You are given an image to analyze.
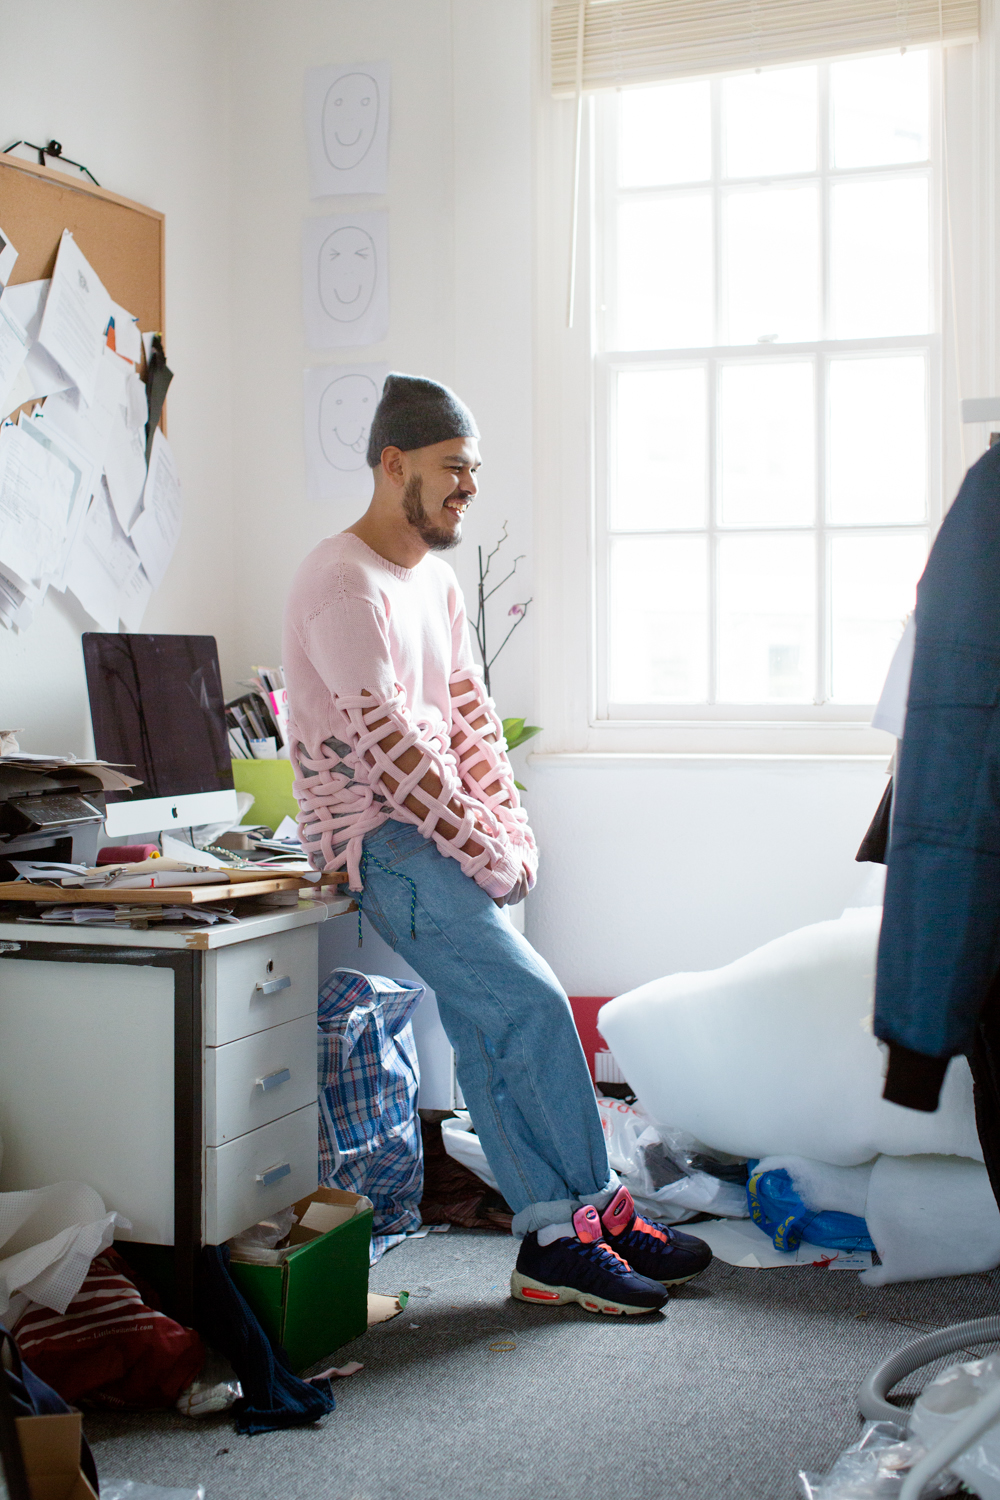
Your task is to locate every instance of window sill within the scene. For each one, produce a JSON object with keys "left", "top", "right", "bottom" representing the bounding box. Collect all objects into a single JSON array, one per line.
[{"left": 527, "top": 721, "right": 897, "bottom": 761}]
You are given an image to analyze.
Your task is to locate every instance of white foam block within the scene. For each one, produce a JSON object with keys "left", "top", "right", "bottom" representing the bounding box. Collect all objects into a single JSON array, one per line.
[{"left": 599, "top": 908, "right": 982, "bottom": 1167}]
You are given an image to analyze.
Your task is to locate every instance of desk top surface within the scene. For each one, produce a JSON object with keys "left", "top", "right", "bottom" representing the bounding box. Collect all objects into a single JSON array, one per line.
[{"left": 0, "top": 897, "right": 354, "bottom": 950}]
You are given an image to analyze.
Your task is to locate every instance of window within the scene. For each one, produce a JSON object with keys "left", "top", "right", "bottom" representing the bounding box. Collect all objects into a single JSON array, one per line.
[{"left": 596, "top": 51, "right": 936, "bottom": 721}]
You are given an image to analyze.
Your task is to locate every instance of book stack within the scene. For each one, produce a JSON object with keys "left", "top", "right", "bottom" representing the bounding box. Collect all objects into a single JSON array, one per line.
[{"left": 226, "top": 665, "right": 289, "bottom": 759}]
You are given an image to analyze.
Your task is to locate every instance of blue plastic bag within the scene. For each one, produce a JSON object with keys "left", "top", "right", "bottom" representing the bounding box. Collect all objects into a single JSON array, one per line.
[
  {"left": 747, "top": 1166, "right": 875, "bottom": 1253},
  {"left": 317, "top": 968, "right": 424, "bottom": 1262}
]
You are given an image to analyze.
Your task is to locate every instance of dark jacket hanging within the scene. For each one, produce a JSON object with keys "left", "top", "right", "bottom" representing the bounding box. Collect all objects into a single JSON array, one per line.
[{"left": 874, "top": 442, "right": 1000, "bottom": 1112}]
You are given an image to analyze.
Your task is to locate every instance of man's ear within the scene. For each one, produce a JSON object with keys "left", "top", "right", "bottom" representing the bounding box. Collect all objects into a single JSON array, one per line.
[{"left": 380, "top": 446, "right": 406, "bottom": 486}]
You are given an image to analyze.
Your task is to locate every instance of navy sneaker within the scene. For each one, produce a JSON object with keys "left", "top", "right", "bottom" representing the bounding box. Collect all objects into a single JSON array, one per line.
[
  {"left": 600, "top": 1185, "right": 712, "bottom": 1286},
  {"left": 511, "top": 1204, "right": 668, "bottom": 1316}
]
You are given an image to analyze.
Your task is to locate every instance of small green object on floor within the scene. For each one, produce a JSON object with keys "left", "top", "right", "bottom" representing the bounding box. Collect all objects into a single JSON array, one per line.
[{"left": 228, "top": 1189, "right": 373, "bottom": 1372}]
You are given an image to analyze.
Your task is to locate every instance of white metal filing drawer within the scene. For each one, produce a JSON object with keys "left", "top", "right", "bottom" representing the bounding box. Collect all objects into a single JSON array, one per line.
[
  {"left": 206, "top": 926, "right": 318, "bottom": 1045},
  {"left": 205, "top": 1013, "right": 318, "bottom": 1145},
  {"left": 205, "top": 1101, "right": 319, "bottom": 1244}
]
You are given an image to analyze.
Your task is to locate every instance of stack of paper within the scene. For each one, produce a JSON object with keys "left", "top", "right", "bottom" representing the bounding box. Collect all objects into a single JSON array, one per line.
[
  {"left": 0, "top": 751, "right": 141, "bottom": 792},
  {"left": 0, "top": 228, "right": 181, "bottom": 634}
]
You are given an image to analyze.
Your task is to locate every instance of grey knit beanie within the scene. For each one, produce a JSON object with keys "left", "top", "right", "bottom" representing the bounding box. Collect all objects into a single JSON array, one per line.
[{"left": 366, "top": 372, "right": 479, "bottom": 468}]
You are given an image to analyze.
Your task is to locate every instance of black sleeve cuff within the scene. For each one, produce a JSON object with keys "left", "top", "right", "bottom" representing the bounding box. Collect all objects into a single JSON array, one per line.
[{"left": 882, "top": 1041, "right": 950, "bottom": 1112}]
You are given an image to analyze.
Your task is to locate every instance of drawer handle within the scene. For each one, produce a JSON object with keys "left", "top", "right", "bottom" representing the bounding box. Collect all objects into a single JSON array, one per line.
[
  {"left": 257, "top": 1067, "right": 292, "bottom": 1093},
  {"left": 256, "top": 975, "right": 292, "bottom": 995},
  {"left": 256, "top": 1161, "right": 292, "bottom": 1187}
]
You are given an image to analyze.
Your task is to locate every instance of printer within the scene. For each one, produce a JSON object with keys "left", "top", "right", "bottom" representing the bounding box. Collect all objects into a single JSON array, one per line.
[{"left": 0, "top": 762, "right": 106, "bottom": 878}]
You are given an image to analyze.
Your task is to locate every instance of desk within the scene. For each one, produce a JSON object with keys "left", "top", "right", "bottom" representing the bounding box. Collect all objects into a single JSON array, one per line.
[{"left": 0, "top": 901, "right": 351, "bottom": 1320}]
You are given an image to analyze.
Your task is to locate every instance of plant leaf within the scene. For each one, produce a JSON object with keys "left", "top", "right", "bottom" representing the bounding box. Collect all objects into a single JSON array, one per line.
[
  {"left": 502, "top": 717, "right": 525, "bottom": 739},
  {"left": 516, "top": 724, "right": 543, "bottom": 743},
  {"left": 514, "top": 779, "right": 527, "bottom": 792}
]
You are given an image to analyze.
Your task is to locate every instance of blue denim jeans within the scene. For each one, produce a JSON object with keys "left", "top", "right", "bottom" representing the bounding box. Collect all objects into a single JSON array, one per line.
[{"left": 358, "top": 819, "right": 616, "bottom": 1236}]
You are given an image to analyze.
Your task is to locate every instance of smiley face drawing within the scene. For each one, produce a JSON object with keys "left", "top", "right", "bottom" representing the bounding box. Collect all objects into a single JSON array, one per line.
[
  {"left": 318, "top": 226, "right": 377, "bottom": 323},
  {"left": 318, "top": 373, "right": 379, "bottom": 471},
  {"left": 323, "top": 72, "right": 380, "bottom": 171}
]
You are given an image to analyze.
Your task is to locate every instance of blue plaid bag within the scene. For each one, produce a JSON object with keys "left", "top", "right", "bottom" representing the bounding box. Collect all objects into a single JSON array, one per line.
[{"left": 317, "top": 968, "right": 424, "bottom": 1263}]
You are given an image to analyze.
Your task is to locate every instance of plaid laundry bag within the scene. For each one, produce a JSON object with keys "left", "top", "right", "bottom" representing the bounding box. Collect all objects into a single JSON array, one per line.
[{"left": 318, "top": 968, "right": 425, "bottom": 1262}]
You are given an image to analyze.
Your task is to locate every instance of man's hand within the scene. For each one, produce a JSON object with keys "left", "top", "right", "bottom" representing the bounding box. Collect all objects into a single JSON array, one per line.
[{"left": 494, "top": 867, "right": 530, "bottom": 909}]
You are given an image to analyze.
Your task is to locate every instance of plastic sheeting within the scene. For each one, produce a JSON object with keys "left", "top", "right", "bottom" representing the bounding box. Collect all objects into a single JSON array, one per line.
[
  {"left": 599, "top": 907, "right": 982, "bottom": 1167},
  {"left": 0, "top": 1181, "right": 129, "bottom": 1319}
]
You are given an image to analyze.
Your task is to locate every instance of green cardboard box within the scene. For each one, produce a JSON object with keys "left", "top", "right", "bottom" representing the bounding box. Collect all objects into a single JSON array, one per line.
[{"left": 229, "top": 1188, "right": 373, "bottom": 1371}]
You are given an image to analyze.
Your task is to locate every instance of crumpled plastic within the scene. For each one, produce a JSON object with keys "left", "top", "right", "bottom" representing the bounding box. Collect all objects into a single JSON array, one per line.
[
  {"left": 0, "top": 1182, "right": 130, "bottom": 1318},
  {"left": 910, "top": 1352, "right": 1000, "bottom": 1500},
  {"left": 597, "top": 1097, "right": 749, "bottom": 1222},
  {"left": 798, "top": 1420, "right": 959, "bottom": 1498}
]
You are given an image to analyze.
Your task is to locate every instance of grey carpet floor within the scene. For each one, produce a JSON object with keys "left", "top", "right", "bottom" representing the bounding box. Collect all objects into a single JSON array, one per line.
[{"left": 85, "top": 1229, "right": 1000, "bottom": 1500}]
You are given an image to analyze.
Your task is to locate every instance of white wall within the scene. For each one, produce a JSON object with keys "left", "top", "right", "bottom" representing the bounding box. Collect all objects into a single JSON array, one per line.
[
  {"left": 0, "top": 0, "right": 236, "bottom": 753},
  {"left": 526, "top": 757, "right": 889, "bottom": 996}
]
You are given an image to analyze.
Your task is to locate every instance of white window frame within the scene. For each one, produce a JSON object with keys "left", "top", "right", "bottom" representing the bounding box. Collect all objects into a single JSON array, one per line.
[{"left": 533, "top": 34, "right": 994, "bottom": 759}]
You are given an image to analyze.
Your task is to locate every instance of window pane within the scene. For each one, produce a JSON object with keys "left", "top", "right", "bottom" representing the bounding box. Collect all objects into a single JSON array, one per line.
[
  {"left": 830, "top": 177, "right": 929, "bottom": 338},
  {"left": 831, "top": 51, "right": 929, "bottom": 169},
  {"left": 830, "top": 533, "right": 927, "bottom": 703},
  {"left": 723, "top": 65, "right": 817, "bottom": 178},
  {"left": 613, "top": 368, "right": 707, "bottom": 530},
  {"left": 620, "top": 80, "right": 711, "bottom": 186},
  {"left": 723, "top": 185, "right": 819, "bottom": 345},
  {"left": 828, "top": 356, "right": 927, "bottom": 524},
  {"left": 616, "top": 196, "right": 714, "bottom": 350},
  {"left": 719, "top": 362, "right": 815, "bottom": 526},
  {"left": 718, "top": 533, "right": 816, "bottom": 702},
  {"left": 609, "top": 536, "right": 708, "bottom": 702}
]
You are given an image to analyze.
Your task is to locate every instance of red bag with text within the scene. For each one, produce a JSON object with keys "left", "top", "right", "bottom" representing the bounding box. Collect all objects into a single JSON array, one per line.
[{"left": 12, "top": 1248, "right": 203, "bottom": 1409}]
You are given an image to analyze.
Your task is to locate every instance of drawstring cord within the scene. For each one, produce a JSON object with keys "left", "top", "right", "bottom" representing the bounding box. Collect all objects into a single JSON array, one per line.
[{"left": 356, "top": 848, "right": 418, "bottom": 947}]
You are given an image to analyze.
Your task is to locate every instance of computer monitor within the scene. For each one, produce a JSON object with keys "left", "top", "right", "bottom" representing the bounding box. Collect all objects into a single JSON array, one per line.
[{"left": 82, "top": 632, "right": 239, "bottom": 840}]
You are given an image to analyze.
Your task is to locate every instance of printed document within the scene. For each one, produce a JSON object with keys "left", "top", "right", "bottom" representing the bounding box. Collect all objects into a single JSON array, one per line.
[
  {"left": 0, "top": 300, "right": 29, "bottom": 414},
  {"left": 21, "top": 411, "right": 97, "bottom": 589},
  {"left": 103, "top": 369, "right": 149, "bottom": 532},
  {"left": 3, "top": 280, "right": 71, "bottom": 407},
  {"left": 37, "top": 231, "right": 111, "bottom": 406},
  {"left": 0, "top": 418, "right": 81, "bottom": 584},
  {"left": 130, "top": 427, "right": 181, "bottom": 588},
  {"left": 64, "top": 478, "right": 147, "bottom": 632}
]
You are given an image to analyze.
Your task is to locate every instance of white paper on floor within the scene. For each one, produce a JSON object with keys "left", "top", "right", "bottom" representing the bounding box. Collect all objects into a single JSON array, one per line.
[
  {"left": 599, "top": 907, "right": 982, "bottom": 1167},
  {"left": 696, "top": 1216, "right": 872, "bottom": 1271}
]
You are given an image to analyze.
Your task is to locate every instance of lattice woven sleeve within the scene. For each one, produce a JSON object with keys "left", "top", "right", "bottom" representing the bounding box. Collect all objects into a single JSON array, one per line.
[
  {"left": 332, "top": 686, "right": 522, "bottom": 898},
  {"left": 449, "top": 669, "right": 538, "bottom": 889}
]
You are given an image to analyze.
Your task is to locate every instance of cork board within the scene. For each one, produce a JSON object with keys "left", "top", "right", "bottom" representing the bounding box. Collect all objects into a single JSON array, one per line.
[{"left": 0, "top": 152, "right": 164, "bottom": 400}]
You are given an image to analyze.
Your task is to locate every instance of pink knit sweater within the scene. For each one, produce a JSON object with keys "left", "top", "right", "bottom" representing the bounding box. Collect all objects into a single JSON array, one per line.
[{"left": 282, "top": 532, "right": 537, "bottom": 897}]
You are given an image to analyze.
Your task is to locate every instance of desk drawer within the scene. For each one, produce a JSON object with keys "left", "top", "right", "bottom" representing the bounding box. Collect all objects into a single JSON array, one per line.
[
  {"left": 206, "top": 1014, "right": 317, "bottom": 1145},
  {"left": 206, "top": 927, "right": 318, "bottom": 1044},
  {"left": 205, "top": 1102, "right": 319, "bottom": 1244}
]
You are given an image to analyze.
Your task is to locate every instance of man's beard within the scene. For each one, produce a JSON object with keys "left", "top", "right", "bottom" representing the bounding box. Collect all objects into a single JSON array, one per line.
[{"left": 402, "top": 475, "right": 461, "bottom": 552}]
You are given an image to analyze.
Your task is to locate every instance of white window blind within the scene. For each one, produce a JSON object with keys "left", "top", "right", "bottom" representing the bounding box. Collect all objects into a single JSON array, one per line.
[{"left": 549, "top": 0, "right": 979, "bottom": 95}]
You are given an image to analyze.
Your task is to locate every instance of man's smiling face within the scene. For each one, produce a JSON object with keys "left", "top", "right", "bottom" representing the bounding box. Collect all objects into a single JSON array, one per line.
[{"left": 399, "top": 436, "right": 482, "bottom": 552}]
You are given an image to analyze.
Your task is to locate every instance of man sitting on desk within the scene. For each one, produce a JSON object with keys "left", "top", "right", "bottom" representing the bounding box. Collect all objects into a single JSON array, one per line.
[{"left": 283, "top": 373, "right": 710, "bottom": 1315}]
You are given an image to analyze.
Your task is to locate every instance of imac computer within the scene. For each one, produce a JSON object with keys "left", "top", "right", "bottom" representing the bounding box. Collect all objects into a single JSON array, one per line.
[{"left": 82, "top": 633, "right": 239, "bottom": 840}]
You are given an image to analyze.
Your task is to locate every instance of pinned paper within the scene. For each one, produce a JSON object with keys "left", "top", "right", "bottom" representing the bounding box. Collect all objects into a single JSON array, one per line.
[
  {"left": 305, "top": 62, "right": 390, "bottom": 198},
  {"left": 302, "top": 212, "right": 388, "bottom": 349},
  {"left": 0, "top": 225, "right": 18, "bottom": 289},
  {"left": 37, "top": 232, "right": 112, "bottom": 406},
  {"left": 304, "top": 362, "right": 386, "bottom": 500}
]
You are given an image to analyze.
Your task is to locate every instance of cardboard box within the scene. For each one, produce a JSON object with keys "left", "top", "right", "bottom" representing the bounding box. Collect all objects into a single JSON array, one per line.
[
  {"left": 15, "top": 1413, "right": 98, "bottom": 1500},
  {"left": 229, "top": 1187, "right": 372, "bottom": 1371}
]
